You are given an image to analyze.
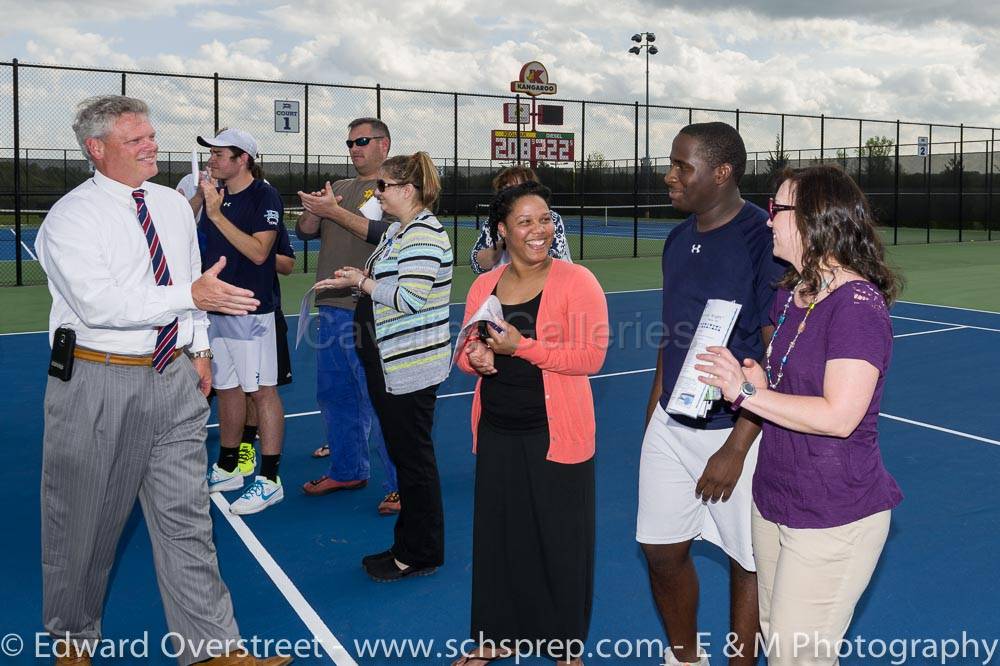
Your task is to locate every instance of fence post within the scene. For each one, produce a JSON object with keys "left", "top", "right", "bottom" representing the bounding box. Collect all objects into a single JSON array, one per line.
[
  {"left": 303, "top": 84, "right": 309, "bottom": 188},
  {"left": 989, "top": 129, "right": 995, "bottom": 242},
  {"left": 893, "top": 120, "right": 900, "bottom": 246},
  {"left": 857, "top": 120, "right": 863, "bottom": 186},
  {"left": 633, "top": 101, "right": 639, "bottom": 258},
  {"left": 735, "top": 108, "right": 740, "bottom": 132},
  {"left": 780, "top": 114, "right": 785, "bottom": 159},
  {"left": 820, "top": 114, "right": 825, "bottom": 162},
  {"left": 376, "top": 83, "right": 381, "bottom": 119},
  {"left": 13, "top": 58, "right": 22, "bottom": 286},
  {"left": 579, "top": 100, "right": 586, "bottom": 261},
  {"left": 213, "top": 73, "right": 219, "bottom": 134},
  {"left": 453, "top": 93, "right": 459, "bottom": 259},
  {"left": 121, "top": 71, "right": 126, "bottom": 95},
  {"left": 958, "top": 124, "right": 964, "bottom": 242},
  {"left": 926, "top": 125, "right": 932, "bottom": 244},
  {"left": 298, "top": 84, "right": 309, "bottom": 274}
]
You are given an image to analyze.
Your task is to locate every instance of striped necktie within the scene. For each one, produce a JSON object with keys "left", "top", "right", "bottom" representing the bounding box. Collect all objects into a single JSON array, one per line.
[{"left": 132, "top": 189, "right": 179, "bottom": 373}]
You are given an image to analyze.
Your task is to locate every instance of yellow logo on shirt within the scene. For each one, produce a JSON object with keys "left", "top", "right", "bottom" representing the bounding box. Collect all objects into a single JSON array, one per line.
[{"left": 362, "top": 188, "right": 375, "bottom": 203}]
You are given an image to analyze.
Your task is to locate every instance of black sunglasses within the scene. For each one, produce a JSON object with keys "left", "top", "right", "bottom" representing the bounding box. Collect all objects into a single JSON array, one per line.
[
  {"left": 768, "top": 197, "right": 795, "bottom": 220},
  {"left": 376, "top": 179, "right": 407, "bottom": 192},
  {"left": 346, "top": 136, "right": 385, "bottom": 148}
]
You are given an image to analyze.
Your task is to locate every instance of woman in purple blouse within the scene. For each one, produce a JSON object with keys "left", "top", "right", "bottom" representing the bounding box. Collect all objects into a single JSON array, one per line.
[{"left": 696, "top": 164, "right": 903, "bottom": 666}]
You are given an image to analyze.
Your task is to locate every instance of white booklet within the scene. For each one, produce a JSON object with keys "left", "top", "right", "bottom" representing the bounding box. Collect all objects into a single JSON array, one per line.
[
  {"left": 295, "top": 286, "right": 317, "bottom": 349},
  {"left": 665, "top": 299, "right": 742, "bottom": 419},
  {"left": 451, "top": 295, "right": 505, "bottom": 369}
]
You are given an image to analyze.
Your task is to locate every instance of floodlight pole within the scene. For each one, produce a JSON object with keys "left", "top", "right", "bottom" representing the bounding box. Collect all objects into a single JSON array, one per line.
[
  {"left": 628, "top": 33, "right": 657, "bottom": 163},
  {"left": 645, "top": 46, "right": 650, "bottom": 162}
]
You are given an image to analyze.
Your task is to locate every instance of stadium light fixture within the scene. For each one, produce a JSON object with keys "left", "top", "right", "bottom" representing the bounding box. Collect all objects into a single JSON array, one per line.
[{"left": 629, "top": 32, "right": 658, "bottom": 162}]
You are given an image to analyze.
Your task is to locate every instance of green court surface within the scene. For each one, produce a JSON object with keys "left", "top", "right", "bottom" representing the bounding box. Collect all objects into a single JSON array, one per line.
[{"left": 2, "top": 241, "right": 998, "bottom": 334}]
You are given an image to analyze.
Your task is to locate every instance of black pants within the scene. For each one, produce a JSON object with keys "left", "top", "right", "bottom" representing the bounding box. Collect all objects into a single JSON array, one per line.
[{"left": 355, "top": 299, "right": 445, "bottom": 567}]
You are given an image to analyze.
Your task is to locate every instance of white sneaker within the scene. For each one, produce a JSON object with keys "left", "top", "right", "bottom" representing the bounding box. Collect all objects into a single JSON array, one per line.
[
  {"left": 207, "top": 463, "right": 245, "bottom": 493},
  {"left": 664, "top": 651, "right": 709, "bottom": 666},
  {"left": 230, "top": 476, "right": 284, "bottom": 515}
]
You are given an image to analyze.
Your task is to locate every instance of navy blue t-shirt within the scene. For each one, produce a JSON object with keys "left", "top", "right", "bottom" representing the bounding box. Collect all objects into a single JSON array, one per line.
[
  {"left": 659, "top": 201, "right": 787, "bottom": 429},
  {"left": 199, "top": 179, "right": 284, "bottom": 314}
]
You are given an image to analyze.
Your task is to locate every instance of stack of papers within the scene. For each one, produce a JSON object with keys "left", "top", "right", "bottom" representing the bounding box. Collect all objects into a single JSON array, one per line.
[{"left": 665, "top": 299, "right": 742, "bottom": 419}]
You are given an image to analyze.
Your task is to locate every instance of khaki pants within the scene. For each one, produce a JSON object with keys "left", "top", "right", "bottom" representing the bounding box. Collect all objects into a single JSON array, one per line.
[{"left": 752, "top": 504, "right": 890, "bottom": 665}]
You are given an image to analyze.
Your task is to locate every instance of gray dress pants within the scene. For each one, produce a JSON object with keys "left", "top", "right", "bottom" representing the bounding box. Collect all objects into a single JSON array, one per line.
[{"left": 41, "top": 355, "right": 241, "bottom": 665}]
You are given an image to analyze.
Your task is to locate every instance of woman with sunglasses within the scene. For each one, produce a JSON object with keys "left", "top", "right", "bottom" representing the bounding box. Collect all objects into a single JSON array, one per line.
[
  {"left": 453, "top": 181, "right": 608, "bottom": 665},
  {"left": 470, "top": 165, "right": 571, "bottom": 273},
  {"left": 695, "top": 165, "right": 903, "bottom": 665},
  {"left": 314, "top": 152, "right": 453, "bottom": 582}
]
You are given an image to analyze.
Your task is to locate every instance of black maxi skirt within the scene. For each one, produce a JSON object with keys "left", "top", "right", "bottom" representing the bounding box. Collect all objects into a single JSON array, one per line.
[{"left": 470, "top": 419, "right": 595, "bottom": 661}]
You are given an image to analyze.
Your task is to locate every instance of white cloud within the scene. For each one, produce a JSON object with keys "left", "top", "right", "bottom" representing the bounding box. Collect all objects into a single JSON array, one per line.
[{"left": 188, "top": 10, "right": 264, "bottom": 32}]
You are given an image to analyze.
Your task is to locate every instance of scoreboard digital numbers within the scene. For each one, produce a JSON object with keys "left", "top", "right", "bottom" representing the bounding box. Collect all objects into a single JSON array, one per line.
[{"left": 491, "top": 130, "right": 575, "bottom": 162}]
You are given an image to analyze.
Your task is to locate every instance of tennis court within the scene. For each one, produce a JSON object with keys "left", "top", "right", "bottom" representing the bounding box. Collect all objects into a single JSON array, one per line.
[{"left": 3, "top": 260, "right": 1000, "bottom": 663}]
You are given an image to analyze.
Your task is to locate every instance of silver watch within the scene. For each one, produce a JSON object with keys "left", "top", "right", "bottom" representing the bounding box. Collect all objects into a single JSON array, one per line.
[{"left": 190, "top": 349, "right": 213, "bottom": 359}]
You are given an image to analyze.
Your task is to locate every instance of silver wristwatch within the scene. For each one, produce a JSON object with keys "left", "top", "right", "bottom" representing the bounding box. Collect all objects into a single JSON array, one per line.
[{"left": 731, "top": 381, "right": 756, "bottom": 409}]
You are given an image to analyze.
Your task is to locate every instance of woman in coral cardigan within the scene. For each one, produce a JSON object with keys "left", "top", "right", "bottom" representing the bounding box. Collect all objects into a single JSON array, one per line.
[{"left": 453, "top": 181, "right": 609, "bottom": 665}]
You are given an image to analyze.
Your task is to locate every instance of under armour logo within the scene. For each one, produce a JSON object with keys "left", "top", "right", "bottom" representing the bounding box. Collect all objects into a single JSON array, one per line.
[
  {"left": 691, "top": 244, "right": 702, "bottom": 253},
  {"left": 222, "top": 201, "right": 232, "bottom": 207}
]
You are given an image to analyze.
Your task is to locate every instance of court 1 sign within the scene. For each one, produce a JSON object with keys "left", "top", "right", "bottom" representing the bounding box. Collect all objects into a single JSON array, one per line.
[
  {"left": 491, "top": 130, "right": 575, "bottom": 162},
  {"left": 275, "top": 100, "right": 300, "bottom": 133}
]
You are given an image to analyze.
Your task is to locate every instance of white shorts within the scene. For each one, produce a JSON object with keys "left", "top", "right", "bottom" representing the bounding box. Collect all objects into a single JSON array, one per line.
[
  {"left": 208, "top": 312, "right": 278, "bottom": 392},
  {"left": 636, "top": 403, "right": 760, "bottom": 572}
]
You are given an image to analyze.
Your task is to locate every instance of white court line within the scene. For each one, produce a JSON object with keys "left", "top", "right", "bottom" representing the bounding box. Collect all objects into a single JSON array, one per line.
[
  {"left": 878, "top": 413, "right": 1000, "bottom": 447},
  {"left": 209, "top": 493, "right": 358, "bottom": 666},
  {"left": 5, "top": 289, "right": 1000, "bottom": 338},
  {"left": 7, "top": 228, "right": 38, "bottom": 261},
  {"left": 206, "top": 368, "right": 659, "bottom": 428},
  {"left": 890, "top": 315, "right": 1000, "bottom": 334},
  {"left": 893, "top": 326, "right": 967, "bottom": 338},
  {"left": 898, "top": 299, "right": 1000, "bottom": 315}
]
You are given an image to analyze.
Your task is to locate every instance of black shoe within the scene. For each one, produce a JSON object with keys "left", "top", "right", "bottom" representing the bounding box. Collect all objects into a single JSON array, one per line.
[
  {"left": 361, "top": 549, "right": 395, "bottom": 568},
  {"left": 364, "top": 555, "right": 438, "bottom": 582}
]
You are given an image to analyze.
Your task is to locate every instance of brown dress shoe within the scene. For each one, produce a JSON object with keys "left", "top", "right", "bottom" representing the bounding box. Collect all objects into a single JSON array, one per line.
[{"left": 54, "top": 641, "right": 91, "bottom": 665}]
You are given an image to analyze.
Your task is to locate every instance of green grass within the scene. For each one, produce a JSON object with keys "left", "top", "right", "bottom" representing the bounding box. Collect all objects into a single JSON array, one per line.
[{"left": 2, "top": 241, "right": 998, "bottom": 334}]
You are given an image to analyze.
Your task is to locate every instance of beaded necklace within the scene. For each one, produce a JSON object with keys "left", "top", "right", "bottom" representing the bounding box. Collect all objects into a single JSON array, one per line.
[{"left": 765, "top": 282, "right": 817, "bottom": 389}]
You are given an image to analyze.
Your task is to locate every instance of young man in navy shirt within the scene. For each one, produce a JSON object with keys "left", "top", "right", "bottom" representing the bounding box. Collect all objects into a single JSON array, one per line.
[
  {"left": 636, "top": 122, "right": 786, "bottom": 665},
  {"left": 198, "top": 128, "right": 288, "bottom": 515}
]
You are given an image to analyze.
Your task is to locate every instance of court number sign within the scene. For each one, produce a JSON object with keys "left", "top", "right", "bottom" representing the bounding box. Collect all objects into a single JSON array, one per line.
[
  {"left": 491, "top": 130, "right": 575, "bottom": 162},
  {"left": 275, "top": 101, "right": 300, "bottom": 133}
]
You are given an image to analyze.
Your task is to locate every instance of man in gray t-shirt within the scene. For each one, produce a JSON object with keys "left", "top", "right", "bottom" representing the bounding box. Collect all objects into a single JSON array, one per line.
[{"left": 295, "top": 118, "right": 399, "bottom": 514}]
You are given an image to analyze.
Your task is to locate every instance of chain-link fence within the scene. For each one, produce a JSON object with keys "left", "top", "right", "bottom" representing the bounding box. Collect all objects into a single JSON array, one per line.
[{"left": 2, "top": 59, "right": 997, "bottom": 285}]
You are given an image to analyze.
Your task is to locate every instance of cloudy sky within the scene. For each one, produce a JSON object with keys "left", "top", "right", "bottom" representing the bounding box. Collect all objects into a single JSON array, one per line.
[{"left": 1, "top": 0, "right": 997, "bottom": 158}]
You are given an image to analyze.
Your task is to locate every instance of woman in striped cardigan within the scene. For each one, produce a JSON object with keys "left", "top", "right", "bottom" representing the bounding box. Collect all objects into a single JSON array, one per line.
[{"left": 314, "top": 152, "right": 453, "bottom": 582}]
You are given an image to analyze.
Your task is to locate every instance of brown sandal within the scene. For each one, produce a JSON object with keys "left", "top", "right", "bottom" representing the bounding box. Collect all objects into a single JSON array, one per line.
[{"left": 311, "top": 444, "right": 330, "bottom": 458}]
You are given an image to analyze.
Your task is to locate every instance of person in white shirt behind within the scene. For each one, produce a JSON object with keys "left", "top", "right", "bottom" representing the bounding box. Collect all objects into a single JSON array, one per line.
[{"left": 34, "top": 95, "right": 291, "bottom": 666}]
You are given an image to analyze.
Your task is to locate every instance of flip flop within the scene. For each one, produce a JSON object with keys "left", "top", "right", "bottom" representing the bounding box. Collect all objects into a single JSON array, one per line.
[{"left": 311, "top": 444, "right": 330, "bottom": 458}]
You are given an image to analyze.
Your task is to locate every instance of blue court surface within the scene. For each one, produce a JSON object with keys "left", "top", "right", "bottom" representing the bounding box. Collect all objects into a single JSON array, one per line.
[{"left": 3, "top": 290, "right": 999, "bottom": 664}]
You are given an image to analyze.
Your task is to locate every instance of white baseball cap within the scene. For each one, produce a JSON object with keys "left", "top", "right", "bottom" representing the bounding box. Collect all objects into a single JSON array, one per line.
[{"left": 197, "top": 128, "right": 259, "bottom": 157}]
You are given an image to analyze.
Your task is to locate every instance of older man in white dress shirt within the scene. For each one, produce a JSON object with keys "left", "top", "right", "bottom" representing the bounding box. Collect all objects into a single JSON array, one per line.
[{"left": 35, "top": 95, "right": 291, "bottom": 666}]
